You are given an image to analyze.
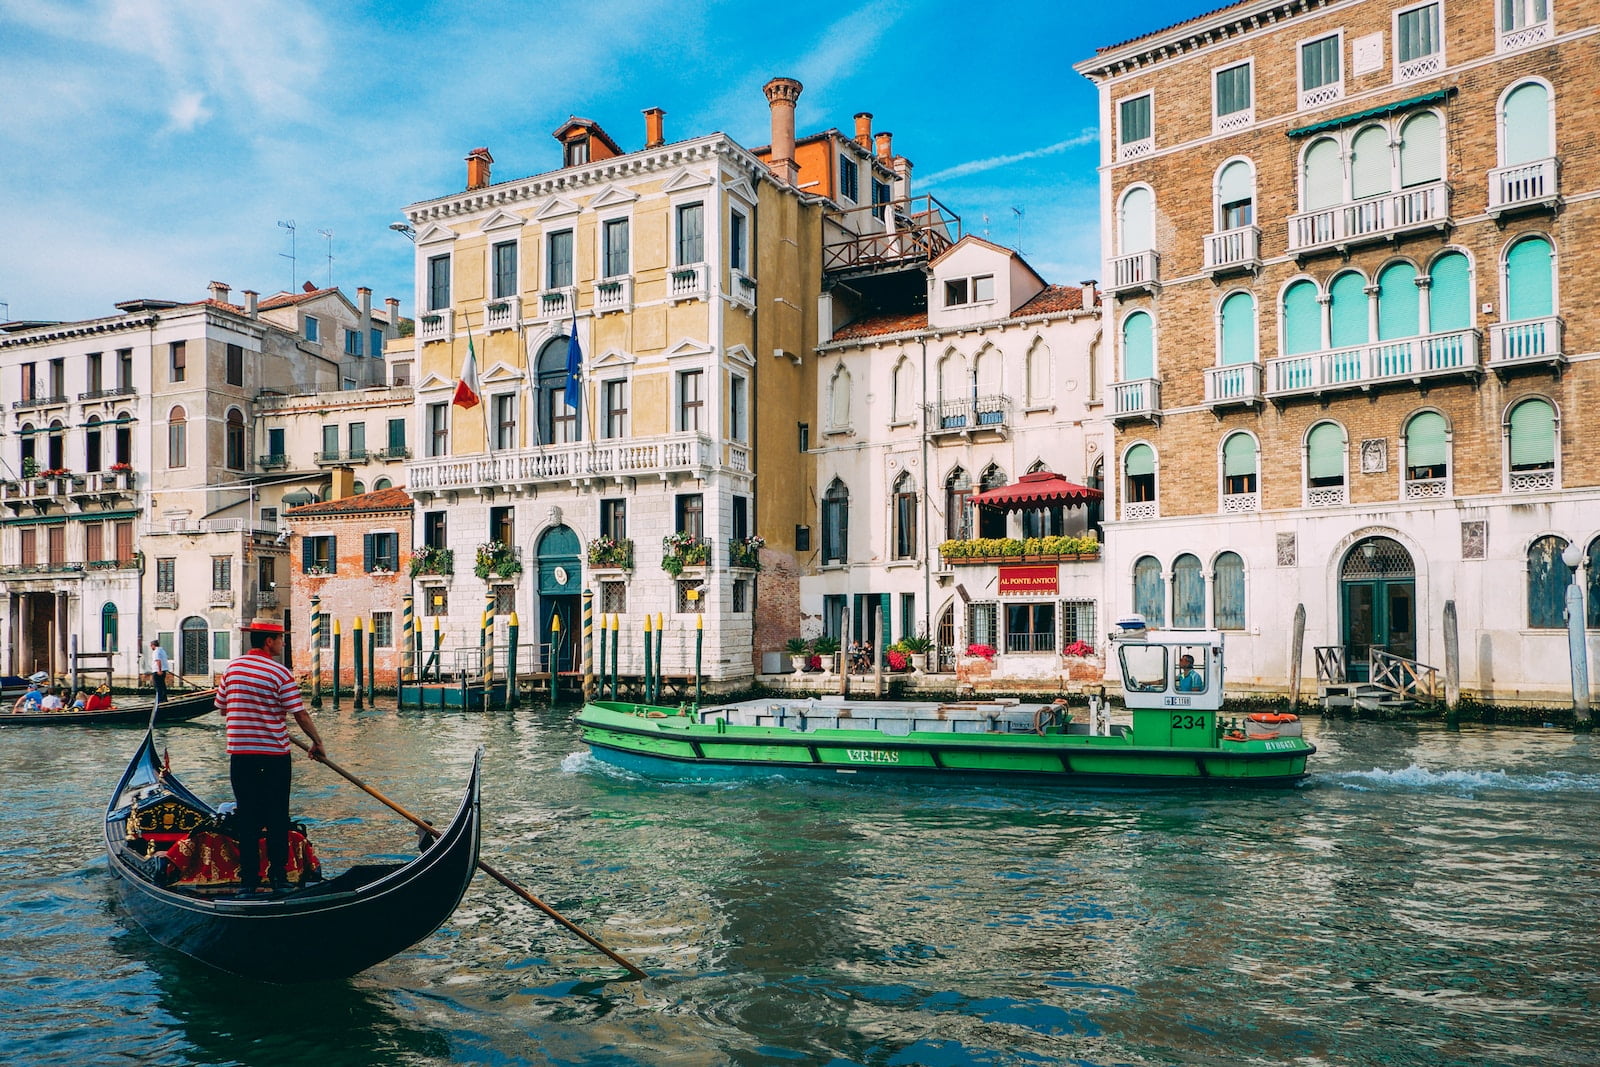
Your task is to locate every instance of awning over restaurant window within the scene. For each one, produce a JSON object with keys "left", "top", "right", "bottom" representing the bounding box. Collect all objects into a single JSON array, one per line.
[{"left": 968, "top": 470, "right": 1103, "bottom": 510}]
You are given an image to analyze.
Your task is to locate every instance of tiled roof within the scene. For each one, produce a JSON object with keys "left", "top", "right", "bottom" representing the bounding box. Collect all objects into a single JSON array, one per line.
[
  {"left": 832, "top": 310, "right": 929, "bottom": 341},
  {"left": 1094, "top": 0, "right": 1253, "bottom": 55},
  {"left": 1015, "top": 285, "right": 1093, "bottom": 316},
  {"left": 285, "top": 486, "right": 412, "bottom": 518},
  {"left": 258, "top": 286, "right": 340, "bottom": 311}
]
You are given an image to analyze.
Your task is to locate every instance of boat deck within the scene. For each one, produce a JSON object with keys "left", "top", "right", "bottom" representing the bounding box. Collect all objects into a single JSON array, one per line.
[{"left": 699, "top": 698, "right": 1118, "bottom": 737}]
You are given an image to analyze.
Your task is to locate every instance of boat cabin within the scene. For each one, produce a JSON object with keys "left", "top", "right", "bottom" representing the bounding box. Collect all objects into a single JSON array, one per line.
[{"left": 1112, "top": 622, "right": 1227, "bottom": 748}]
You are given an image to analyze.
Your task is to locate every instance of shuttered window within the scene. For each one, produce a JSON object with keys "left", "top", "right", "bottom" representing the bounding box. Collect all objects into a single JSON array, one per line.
[
  {"left": 1378, "top": 262, "right": 1419, "bottom": 341},
  {"left": 1427, "top": 252, "right": 1472, "bottom": 332},
  {"left": 1125, "top": 443, "right": 1154, "bottom": 476},
  {"left": 1133, "top": 556, "right": 1166, "bottom": 627},
  {"left": 1307, "top": 423, "right": 1345, "bottom": 484},
  {"left": 1124, "top": 443, "right": 1156, "bottom": 503},
  {"left": 1405, "top": 411, "right": 1448, "bottom": 477},
  {"left": 1220, "top": 292, "right": 1256, "bottom": 365},
  {"left": 1329, "top": 272, "right": 1369, "bottom": 348},
  {"left": 1172, "top": 554, "right": 1205, "bottom": 628},
  {"left": 1351, "top": 125, "right": 1390, "bottom": 199},
  {"left": 1214, "top": 552, "right": 1246, "bottom": 630},
  {"left": 1119, "top": 94, "right": 1151, "bottom": 145},
  {"left": 1301, "top": 35, "right": 1340, "bottom": 90},
  {"left": 1119, "top": 186, "right": 1153, "bottom": 253},
  {"left": 1303, "top": 138, "right": 1343, "bottom": 210},
  {"left": 1218, "top": 160, "right": 1253, "bottom": 227},
  {"left": 1506, "top": 237, "right": 1553, "bottom": 321},
  {"left": 1508, "top": 399, "right": 1555, "bottom": 470},
  {"left": 1399, "top": 112, "right": 1441, "bottom": 187},
  {"left": 1283, "top": 280, "right": 1322, "bottom": 356},
  {"left": 1223, "top": 433, "right": 1257, "bottom": 494},
  {"left": 1215, "top": 64, "right": 1251, "bottom": 117},
  {"left": 1122, "top": 312, "right": 1154, "bottom": 379},
  {"left": 1397, "top": 3, "right": 1440, "bottom": 63},
  {"left": 1502, "top": 82, "right": 1550, "bottom": 165}
]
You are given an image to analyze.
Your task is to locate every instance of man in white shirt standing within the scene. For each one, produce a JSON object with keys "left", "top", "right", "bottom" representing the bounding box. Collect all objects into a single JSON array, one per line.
[{"left": 149, "top": 640, "right": 171, "bottom": 704}]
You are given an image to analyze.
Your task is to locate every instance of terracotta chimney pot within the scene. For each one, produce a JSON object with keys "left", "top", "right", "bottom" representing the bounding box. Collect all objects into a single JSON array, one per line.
[
  {"left": 465, "top": 147, "right": 493, "bottom": 190},
  {"left": 854, "top": 112, "right": 872, "bottom": 149},
  {"left": 643, "top": 107, "right": 665, "bottom": 149},
  {"left": 763, "top": 77, "right": 803, "bottom": 185}
]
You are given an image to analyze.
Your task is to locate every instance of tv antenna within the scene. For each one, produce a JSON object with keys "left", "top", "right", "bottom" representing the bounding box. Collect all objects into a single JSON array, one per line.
[
  {"left": 317, "top": 228, "right": 335, "bottom": 287},
  {"left": 1012, "top": 206, "right": 1025, "bottom": 255},
  {"left": 277, "top": 220, "right": 297, "bottom": 290},
  {"left": 981, "top": 212, "right": 990, "bottom": 240}
]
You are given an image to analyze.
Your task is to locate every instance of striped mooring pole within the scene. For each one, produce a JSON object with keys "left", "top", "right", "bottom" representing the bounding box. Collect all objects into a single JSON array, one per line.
[
  {"left": 310, "top": 595, "right": 323, "bottom": 709},
  {"left": 401, "top": 593, "right": 415, "bottom": 705},
  {"left": 482, "top": 591, "right": 494, "bottom": 708},
  {"left": 582, "top": 589, "right": 594, "bottom": 703}
]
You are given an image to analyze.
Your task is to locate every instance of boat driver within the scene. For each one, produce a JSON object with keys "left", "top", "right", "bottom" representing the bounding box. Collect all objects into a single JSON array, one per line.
[{"left": 1175, "top": 654, "right": 1206, "bottom": 692}]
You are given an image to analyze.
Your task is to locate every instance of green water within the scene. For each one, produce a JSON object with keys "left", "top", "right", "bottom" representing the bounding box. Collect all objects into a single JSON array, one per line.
[{"left": 3, "top": 706, "right": 1597, "bottom": 1065}]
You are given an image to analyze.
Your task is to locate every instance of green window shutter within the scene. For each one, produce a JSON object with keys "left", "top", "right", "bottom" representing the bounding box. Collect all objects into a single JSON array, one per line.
[
  {"left": 1125, "top": 443, "right": 1155, "bottom": 477},
  {"left": 1216, "top": 65, "right": 1250, "bottom": 116},
  {"left": 1399, "top": 112, "right": 1441, "bottom": 187},
  {"left": 1220, "top": 292, "right": 1256, "bottom": 365},
  {"left": 1351, "top": 125, "right": 1391, "bottom": 199},
  {"left": 1377, "top": 262, "right": 1419, "bottom": 341},
  {"left": 1223, "top": 433, "right": 1257, "bottom": 477},
  {"left": 302, "top": 536, "right": 314, "bottom": 573},
  {"left": 363, "top": 533, "right": 375, "bottom": 573},
  {"left": 1506, "top": 237, "right": 1553, "bottom": 321},
  {"left": 1283, "top": 280, "right": 1322, "bottom": 356},
  {"left": 1509, "top": 400, "right": 1555, "bottom": 468},
  {"left": 327, "top": 535, "right": 338, "bottom": 574},
  {"left": 1119, "top": 186, "right": 1153, "bottom": 253},
  {"left": 1304, "top": 138, "right": 1343, "bottom": 210},
  {"left": 1427, "top": 253, "right": 1472, "bottom": 332},
  {"left": 1503, "top": 83, "right": 1550, "bottom": 165},
  {"left": 1218, "top": 160, "right": 1252, "bottom": 206},
  {"left": 1329, "top": 272, "right": 1369, "bottom": 348},
  {"left": 1405, "top": 412, "right": 1448, "bottom": 468},
  {"left": 1307, "top": 423, "right": 1345, "bottom": 480},
  {"left": 1122, "top": 312, "right": 1153, "bottom": 379},
  {"left": 1119, "top": 95, "right": 1150, "bottom": 144}
]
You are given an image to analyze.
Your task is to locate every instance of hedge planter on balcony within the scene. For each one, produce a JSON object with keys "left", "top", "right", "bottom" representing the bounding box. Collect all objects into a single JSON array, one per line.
[
  {"left": 587, "top": 536, "right": 634, "bottom": 570},
  {"left": 473, "top": 542, "right": 522, "bottom": 581},
  {"left": 409, "top": 545, "right": 455, "bottom": 578},
  {"left": 938, "top": 535, "right": 1101, "bottom": 566},
  {"left": 661, "top": 533, "right": 709, "bottom": 577}
]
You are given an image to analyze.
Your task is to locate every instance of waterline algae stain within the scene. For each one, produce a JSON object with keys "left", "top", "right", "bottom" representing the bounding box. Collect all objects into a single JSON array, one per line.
[{"left": 1, "top": 707, "right": 1597, "bottom": 1065}]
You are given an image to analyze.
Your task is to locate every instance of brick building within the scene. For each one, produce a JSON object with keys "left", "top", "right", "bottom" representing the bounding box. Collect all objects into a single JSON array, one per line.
[{"left": 1076, "top": 0, "right": 1599, "bottom": 704}]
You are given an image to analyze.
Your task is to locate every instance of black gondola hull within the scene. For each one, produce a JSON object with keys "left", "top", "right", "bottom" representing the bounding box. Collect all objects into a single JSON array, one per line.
[
  {"left": 6, "top": 689, "right": 216, "bottom": 726},
  {"left": 105, "top": 732, "right": 481, "bottom": 983}
]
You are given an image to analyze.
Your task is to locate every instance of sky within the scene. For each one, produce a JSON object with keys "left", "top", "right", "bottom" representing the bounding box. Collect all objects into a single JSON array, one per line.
[{"left": 0, "top": 0, "right": 1202, "bottom": 325}]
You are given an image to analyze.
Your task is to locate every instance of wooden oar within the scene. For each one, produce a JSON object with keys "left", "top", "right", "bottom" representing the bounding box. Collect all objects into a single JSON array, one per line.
[{"left": 289, "top": 735, "right": 647, "bottom": 981}]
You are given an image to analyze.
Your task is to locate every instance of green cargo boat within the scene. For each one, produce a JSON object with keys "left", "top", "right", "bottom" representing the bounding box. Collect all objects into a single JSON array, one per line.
[{"left": 576, "top": 630, "right": 1314, "bottom": 787}]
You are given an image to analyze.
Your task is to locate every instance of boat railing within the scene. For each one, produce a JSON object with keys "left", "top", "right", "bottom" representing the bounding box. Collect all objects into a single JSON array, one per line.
[{"left": 1368, "top": 648, "right": 1439, "bottom": 704}]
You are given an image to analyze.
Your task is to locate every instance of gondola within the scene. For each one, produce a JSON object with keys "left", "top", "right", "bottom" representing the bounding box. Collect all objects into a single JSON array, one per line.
[
  {"left": 105, "top": 729, "right": 482, "bottom": 983},
  {"left": 4, "top": 688, "right": 217, "bottom": 727}
]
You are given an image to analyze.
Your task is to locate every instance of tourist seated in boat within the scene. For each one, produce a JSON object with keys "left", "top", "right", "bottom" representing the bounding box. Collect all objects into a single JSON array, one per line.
[
  {"left": 39, "top": 686, "right": 65, "bottom": 711},
  {"left": 1175, "top": 654, "right": 1205, "bottom": 692},
  {"left": 11, "top": 673, "right": 47, "bottom": 713},
  {"left": 70, "top": 689, "right": 88, "bottom": 710},
  {"left": 85, "top": 685, "right": 114, "bottom": 711}
]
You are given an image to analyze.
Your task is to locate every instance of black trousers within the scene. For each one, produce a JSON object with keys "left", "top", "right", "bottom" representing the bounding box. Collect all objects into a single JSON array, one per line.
[
  {"left": 230, "top": 753, "right": 292, "bottom": 885},
  {"left": 152, "top": 670, "right": 168, "bottom": 703}
]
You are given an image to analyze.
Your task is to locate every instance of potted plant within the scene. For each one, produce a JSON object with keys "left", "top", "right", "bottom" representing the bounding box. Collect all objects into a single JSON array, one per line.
[
  {"left": 812, "top": 635, "right": 841, "bottom": 674},
  {"left": 473, "top": 541, "right": 522, "bottom": 581},
  {"left": 900, "top": 634, "right": 933, "bottom": 673},
  {"left": 587, "top": 536, "right": 634, "bottom": 570},
  {"left": 730, "top": 534, "right": 765, "bottom": 570},
  {"left": 662, "top": 531, "right": 708, "bottom": 576},
  {"left": 408, "top": 544, "right": 455, "bottom": 577},
  {"left": 783, "top": 637, "right": 811, "bottom": 673}
]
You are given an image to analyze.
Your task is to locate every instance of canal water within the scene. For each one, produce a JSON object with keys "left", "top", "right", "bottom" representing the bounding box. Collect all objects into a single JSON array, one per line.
[{"left": 2, "top": 705, "right": 1597, "bottom": 1066}]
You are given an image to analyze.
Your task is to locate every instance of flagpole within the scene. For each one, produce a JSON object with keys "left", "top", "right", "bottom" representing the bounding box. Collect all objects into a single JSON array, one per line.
[{"left": 464, "top": 314, "right": 487, "bottom": 456}]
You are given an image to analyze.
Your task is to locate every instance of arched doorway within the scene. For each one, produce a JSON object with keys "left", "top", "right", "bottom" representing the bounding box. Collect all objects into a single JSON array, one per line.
[
  {"left": 1340, "top": 536, "right": 1415, "bottom": 680},
  {"left": 536, "top": 525, "right": 581, "bottom": 674},
  {"left": 935, "top": 602, "right": 957, "bottom": 674},
  {"left": 180, "top": 616, "right": 209, "bottom": 677}
]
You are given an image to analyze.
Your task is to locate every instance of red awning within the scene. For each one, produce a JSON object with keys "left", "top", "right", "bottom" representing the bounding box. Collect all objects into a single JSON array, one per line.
[{"left": 969, "top": 470, "right": 1103, "bottom": 510}]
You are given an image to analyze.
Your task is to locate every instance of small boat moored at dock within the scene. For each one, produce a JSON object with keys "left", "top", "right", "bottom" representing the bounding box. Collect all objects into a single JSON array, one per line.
[{"left": 4, "top": 689, "right": 217, "bottom": 727}]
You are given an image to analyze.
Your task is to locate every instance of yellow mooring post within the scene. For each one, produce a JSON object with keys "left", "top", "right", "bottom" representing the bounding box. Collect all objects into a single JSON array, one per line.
[
  {"left": 505, "top": 612, "right": 520, "bottom": 710},
  {"left": 609, "top": 613, "right": 620, "bottom": 700},
  {"left": 549, "top": 612, "right": 562, "bottom": 703},
  {"left": 643, "top": 613, "right": 654, "bottom": 704},
  {"left": 352, "top": 615, "right": 365, "bottom": 710},
  {"left": 331, "top": 618, "right": 343, "bottom": 710}
]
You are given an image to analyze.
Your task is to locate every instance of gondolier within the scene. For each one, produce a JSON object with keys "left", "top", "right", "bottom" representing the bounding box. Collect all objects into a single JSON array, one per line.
[{"left": 217, "top": 618, "right": 326, "bottom": 893}]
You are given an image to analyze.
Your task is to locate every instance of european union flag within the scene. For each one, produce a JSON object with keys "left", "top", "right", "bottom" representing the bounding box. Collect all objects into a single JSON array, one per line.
[{"left": 564, "top": 312, "right": 582, "bottom": 418}]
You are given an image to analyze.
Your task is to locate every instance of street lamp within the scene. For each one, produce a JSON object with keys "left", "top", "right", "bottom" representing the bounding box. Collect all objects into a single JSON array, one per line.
[
  {"left": 389, "top": 222, "right": 416, "bottom": 242},
  {"left": 1562, "top": 540, "right": 1590, "bottom": 722}
]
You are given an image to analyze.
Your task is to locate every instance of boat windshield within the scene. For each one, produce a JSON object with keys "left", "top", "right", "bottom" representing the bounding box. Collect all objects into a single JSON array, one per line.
[{"left": 1120, "top": 644, "right": 1168, "bottom": 693}]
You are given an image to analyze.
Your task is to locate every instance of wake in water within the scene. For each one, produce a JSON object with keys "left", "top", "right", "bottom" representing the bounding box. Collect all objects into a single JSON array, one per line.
[{"left": 1327, "top": 764, "right": 1600, "bottom": 795}]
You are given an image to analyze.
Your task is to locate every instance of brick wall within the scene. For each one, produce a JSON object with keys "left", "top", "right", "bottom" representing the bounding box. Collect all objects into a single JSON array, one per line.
[{"left": 288, "top": 508, "right": 413, "bottom": 685}]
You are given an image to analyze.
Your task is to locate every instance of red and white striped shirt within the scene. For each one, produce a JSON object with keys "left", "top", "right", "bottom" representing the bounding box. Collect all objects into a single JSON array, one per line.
[{"left": 217, "top": 649, "right": 306, "bottom": 756}]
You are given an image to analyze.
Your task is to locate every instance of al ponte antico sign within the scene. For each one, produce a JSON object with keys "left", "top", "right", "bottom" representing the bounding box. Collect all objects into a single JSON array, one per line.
[{"left": 998, "top": 564, "right": 1058, "bottom": 596}]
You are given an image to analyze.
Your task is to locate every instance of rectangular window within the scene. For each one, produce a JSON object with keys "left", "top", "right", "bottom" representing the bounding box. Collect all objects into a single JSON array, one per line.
[
  {"left": 798, "top": 422, "right": 810, "bottom": 452},
  {"left": 1118, "top": 94, "right": 1152, "bottom": 146},
  {"left": 321, "top": 424, "right": 339, "bottom": 459},
  {"left": 1397, "top": 3, "right": 1441, "bottom": 63},
  {"left": 603, "top": 380, "right": 628, "bottom": 438},
  {"left": 564, "top": 137, "right": 589, "bottom": 166},
  {"left": 602, "top": 219, "right": 629, "bottom": 277},
  {"left": 267, "top": 427, "right": 285, "bottom": 461},
  {"left": 600, "top": 580, "right": 626, "bottom": 615},
  {"left": 1215, "top": 63, "right": 1251, "bottom": 118},
  {"left": 1500, "top": 0, "right": 1548, "bottom": 34},
  {"left": 731, "top": 495, "right": 749, "bottom": 543},
  {"left": 893, "top": 485, "right": 918, "bottom": 559},
  {"left": 493, "top": 393, "right": 517, "bottom": 450},
  {"left": 729, "top": 209, "right": 747, "bottom": 272},
  {"left": 823, "top": 594, "right": 847, "bottom": 640},
  {"left": 489, "top": 505, "right": 514, "bottom": 548},
  {"left": 973, "top": 275, "right": 994, "bottom": 303},
  {"left": 87, "top": 351, "right": 103, "bottom": 394},
  {"left": 371, "top": 328, "right": 384, "bottom": 357},
  {"left": 967, "top": 602, "right": 998, "bottom": 651},
  {"left": 427, "top": 402, "right": 449, "bottom": 457},
  {"left": 901, "top": 592, "right": 916, "bottom": 641},
  {"left": 492, "top": 240, "right": 518, "bottom": 299},
  {"left": 945, "top": 278, "right": 968, "bottom": 307},
  {"left": 424, "top": 590, "right": 449, "bottom": 617},
  {"left": 212, "top": 631, "right": 230, "bottom": 661},
  {"left": 1006, "top": 603, "right": 1056, "bottom": 653},
  {"left": 388, "top": 417, "right": 407, "bottom": 454},
  {"left": 729, "top": 374, "right": 747, "bottom": 442},
  {"left": 314, "top": 613, "right": 330, "bottom": 648},
  {"left": 675, "top": 203, "right": 704, "bottom": 265},
  {"left": 675, "top": 493, "right": 703, "bottom": 541},
  {"left": 344, "top": 329, "right": 363, "bottom": 356},
  {"left": 20, "top": 362, "right": 36, "bottom": 401},
  {"left": 348, "top": 422, "right": 366, "bottom": 458},
  {"left": 871, "top": 179, "right": 890, "bottom": 221},
  {"left": 733, "top": 579, "right": 750, "bottom": 614},
  {"left": 303, "top": 536, "right": 334, "bottom": 573},
  {"left": 601, "top": 499, "right": 627, "bottom": 539},
  {"left": 261, "top": 507, "right": 278, "bottom": 525},
  {"left": 1300, "top": 34, "right": 1342, "bottom": 96},
  {"left": 423, "top": 511, "right": 447, "bottom": 549},
  {"left": 677, "top": 579, "right": 705, "bottom": 614},
  {"left": 115, "top": 521, "right": 133, "bottom": 563},
  {"left": 372, "top": 612, "right": 394, "bottom": 648},
  {"left": 678, "top": 369, "right": 704, "bottom": 432},
  {"left": 85, "top": 522, "right": 104, "bottom": 563},
  {"left": 212, "top": 556, "right": 232, "bottom": 591},
  {"left": 838, "top": 155, "right": 859, "bottom": 202},
  {"left": 47, "top": 524, "right": 65, "bottom": 566},
  {"left": 50, "top": 357, "right": 64, "bottom": 396},
  {"left": 118, "top": 349, "right": 133, "bottom": 390},
  {"left": 795, "top": 524, "right": 811, "bottom": 552},
  {"left": 169, "top": 341, "right": 186, "bottom": 383},
  {"left": 427, "top": 255, "right": 451, "bottom": 311},
  {"left": 1061, "top": 599, "right": 1097, "bottom": 647},
  {"left": 366, "top": 531, "right": 399, "bottom": 572},
  {"left": 493, "top": 586, "right": 515, "bottom": 615},
  {"left": 304, "top": 315, "right": 320, "bottom": 342},
  {"left": 547, "top": 229, "right": 574, "bottom": 288},
  {"left": 19, "top": 528, "right": 35, "bottom": 567},
  {"left": 226, "top": 343, "right": 244, "bottom": 385},
  {"left": 157, "top": 557, "right": 176, "bottom": 593}
]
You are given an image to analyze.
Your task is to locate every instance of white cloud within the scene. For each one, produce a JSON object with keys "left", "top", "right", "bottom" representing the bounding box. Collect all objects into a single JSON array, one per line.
[
  {"left": 919, "top": 130, "right": 1099, "bottom": 186},
  {"left": 168, "top": 91, "right": 212, "bottom": 132}
]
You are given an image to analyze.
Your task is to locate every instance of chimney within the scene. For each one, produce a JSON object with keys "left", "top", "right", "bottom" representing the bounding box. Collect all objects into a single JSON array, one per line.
[
  {"left": 357, "top": 286, "right": 372, "bottom": 350},
  {"left": 763, "top": 76, "right": 803, "bottom": 185},
  {"left": 892, "top": 154, "right": 913, "bottom": 199},
  {"left": 465, "top": 147, "right": 493, "bottom": 190},
  {"left": 875, "top": 131, "right": 893, "bottom": 163},
  {"left": 243, "top": 290, "right": 258, "bottom": 318},
  {"left": 854, "top": 112, "right": 872, "bottom": 149},
  {"left": 385, "top": 297, "right": 400, "bottom": 337},
  {"left": 207, "top": 280, "right": 230, "bottom": 304},
  {"left": 643, "top": 107, "right": 665, "bottom": 149},
  {"left": 1079, "top": 280, "right": 1098, "bottom": 308},
  {"left": 330, "top": 467, "right": 355, "bottom": 500}
]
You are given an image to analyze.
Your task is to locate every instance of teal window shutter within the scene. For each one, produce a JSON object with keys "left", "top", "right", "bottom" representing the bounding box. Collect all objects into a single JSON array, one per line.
[
  {"left": 1119, "top": 95, "right": 1151, "bottom": 145},
  {"left": 1307, "top": 423, "right": 1345, "bottom": 481},
  {"left": 1120, "top": 186, "right": 1153, "bottom": 253},
  {"left": 1172, "top": 554, "right": 1204, "bottom": 628},
  {"left": 1220, "top": 292, "right": 1256, "bottom": 365},
  {"left": 1216, "top": 65, "right": 1250, "bottom": 116},
  {"left": 1377, "top": 262, "right": 1419, "bottom": 341},
  {"left": 1405, "top": 412, "right": 1448, "bottom": 470},
  {"left": 1399, "top": 112, "right": 1441, "bottom": 187},
  {"left": 1508, "top": 399, "right": 1555, "bottom": 469},
  {"left": 1427, "top": 253, "right": 1472, "bottom": 332},
  {"left": 1214, "top": 552, "right": 1246, "bottom": 630},
  {"left": 1351, "top": 125, "right": 1391, "bottom": 199},
  {"left": 1223, "top": 433, "right": 1257, "bottom": 478},
  {"left": 1125, "top": 443, "right": 1155, "bottom": 477},
  {"left": 1283, "top": 280, "right": 1321, "bottom": 355},
  {"left": 1329, "top": 272, "right": 1369, "bottom": 348},
  {"left": 1506, "top": 237, "right": 1553, "bottom": 321},
  {"left": 1122, "top": 312, "right": 1153, "bottom": 379},
  {"left": 1303, "top": 137, "right": 1343, "bottom": 210},
  {"left": 1502, "top": 83, "right": 1550, "bottom": 165},
  {"left": 1218, "top": 160, "right": 1252, "bottom": 214}
]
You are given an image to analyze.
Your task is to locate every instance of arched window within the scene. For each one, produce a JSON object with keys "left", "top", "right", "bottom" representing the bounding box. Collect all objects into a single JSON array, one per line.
[
  {"left": 225, "top": 408, "right": 246, "bottom": 470},
  {"left": 47, "top": 420, "right": 65, "bottom": 470},
  {"left": 1350, "top": 124, "right": 1391, "bottom": 199},
  {"left": 1377, "top": 262, "right": 1419, "bottom": 341},
  {"left": 891, "top": 357, "right": 914, "bottom": 423},
  {"left": 1501, "top": 82, "right": 1551, "bottom": 166},
  {"left": 1222, "top": 432, "right": 1258, "bottom": 498},
  {"left": 1427, "top": 251, "right": 1472, "bottom": 332},
  {"left": 1306, "top": 422, "right": 1346, "bottom": 497},
  {"left": 1398, "top": 111, "right": 1441, "bottom": 187},
  {"left": 1282, "top": 279, "right": 1321, "bottom": 356},
  {"left": 891, "top": 473, "right": 917, "bottom": 560},
  {"left": 101, "top": 603, "right": 119, "bottom": 653},
  {"left": 1404, "top": 411, "right": 1449, "bottom": 485},
  {"left": 1505, "top": 236, "right": 1554, "bottom": 322},
  {"left": 168, "top": 406, "right": 187, "bottom": 469},
  {"left": 978, "top": 465, "right": 1007, "bottom": 538},
  {"left": 828, "top": 364, "right": 852, "bottom": 431},
  {"left": 1172, "top": 553, "right": 1205, "bottom": 628},
  {"left": 1329, "top": 271, "right": 1368, "bottom": 348},
  {"left": 85, "top": 416, "right": 103, "bottom": 473},
  {"left": 1133, "top": 555, "right": 1166, "bottom": 627},
  {"left": 1124, "top": 443, "right": 1155, "bottom": 503},
  {"left": 1118, "top": 186, "right": 1153, "bottom": 253},
  {"left": 19, "top": 422, "right": 36, "bottom": 474},
  {"left": 1303, "top": 137, "right": 1342, "bottom": 210},
  {"left": 352, "top": 481, "right": 366, "bottom": 496},
  {"left": 944, "top": 467, "right": 973, "bottom": 541},
  {"left": 1588, "top": 536, "right": 1600, "bottom": 630},
  {"left": 1219, "top": 292, "right": 1256, "bottom": 366},
  {"left": 821, "top": 479, "right": 849, "bottom": 565},
  {"left": 972, "top": 345, "right": 1002, "bottom": 425},
  {"left": 1526, "top": 535, "right": 1570, "bottom": 629},
  {"left": 179, "top": 616, "right": 208, "bottom": 676},
  {"left": 535, "top": 337, "right": 578, "bottom": 444},
  {"left": 1507, "top": 397, "right": 1556, "bottom": 483},
  {"left": 1214, "top": 552, "right": 1246, "bottom": 630},
  {"left": 1217, "top": 159, "right": 1254, "bottom": 229},
  {"left": 374, "top": 477, "right": 393, "bottom": 491},
  {"left": 1025, "top": 339, "right": 1051, "bottom": 405},
  {"left": 1121, "top": 311, "right": 1153, "bottom": 380}
]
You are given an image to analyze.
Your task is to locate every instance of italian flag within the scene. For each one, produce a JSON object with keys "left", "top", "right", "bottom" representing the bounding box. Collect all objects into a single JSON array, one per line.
[{"left": 452, "top": 329, "right": 480, "bottom": 408}]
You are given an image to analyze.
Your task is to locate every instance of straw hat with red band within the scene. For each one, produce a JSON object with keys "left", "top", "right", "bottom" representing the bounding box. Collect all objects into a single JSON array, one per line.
[{"left": 241, "top": 618, "right": 286, "bottom": 635}]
